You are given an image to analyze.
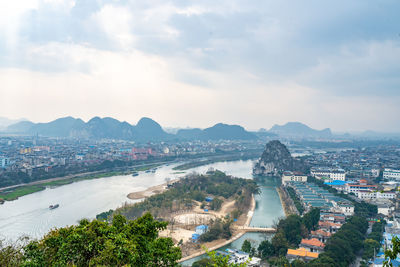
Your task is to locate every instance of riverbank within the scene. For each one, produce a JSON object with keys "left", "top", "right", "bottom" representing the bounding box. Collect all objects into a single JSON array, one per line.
[
  {"left": 127, "top": 178, "right": 179, "bottom": 200},
  {"left": 178, "top": 194, "right": 256, "bottom": 263},
  {"left": 276, "top": 186, "right": 299, "bottom": 216},
  {"left": 172, "top": 154, "right": 260, "bottom": 171},
  {"left": 0, "top": 163, "right": 166, "bottom": 202}
]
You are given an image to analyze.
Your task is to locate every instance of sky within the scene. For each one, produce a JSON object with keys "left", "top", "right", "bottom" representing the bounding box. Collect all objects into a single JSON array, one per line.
[{"left": 0, "top": 0, "right": 399, "bottom": 132}]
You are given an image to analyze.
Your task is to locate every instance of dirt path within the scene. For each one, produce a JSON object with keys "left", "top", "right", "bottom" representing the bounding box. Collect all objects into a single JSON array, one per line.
[{"left": 178, "top": 194, "right": 256, "bottom": 263}]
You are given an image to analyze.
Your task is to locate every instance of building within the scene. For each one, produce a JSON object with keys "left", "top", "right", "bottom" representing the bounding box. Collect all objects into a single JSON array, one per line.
[
  {"left": 195, "top": 225, "right": 208, "bottom": 235},
  {"left": 330, "top": 169, "right": 346, "bottom": 181},
  {"left": 318, "top": 221, "right": 342, "bottom": 233},
  {"left": 377, "top": 203, "right": 394, "bottom": 216},
  {"left": 299, "top": 238, "right": 325, "bottom": 253},
  {"left": 345, "top": 179, "right": 378, "bottom": 194},
  {"left": 383, "top": 168, "right": 400, "bottom": 181},
  {"left": 0, "top": 157, "right": 10, "bottom": 168},
  {"left": 355, "top": 191, "right": 397, "bottom": 200},
  {"left": 324, "top": 180, "right": 348, "bottom": 191},
  {"left": 310, "top": 229, "right": 331, "bottom": 243},
  {"left": 336, "top": 202, "right": 355, "bottom": 216},
  {"left": 282, "top": 171, "right": 307, "bottom": 185},
  {"left": 286, "top": 247, "right": 319, "bottom": 262},
  {"left": 311, "top": 167, "right": 346, "bottom": 181}
]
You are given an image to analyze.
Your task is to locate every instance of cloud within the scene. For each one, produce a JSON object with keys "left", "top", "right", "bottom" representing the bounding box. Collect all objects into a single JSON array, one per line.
[{"left": 1, "top": 0, "right": 400, "bottom": 131}]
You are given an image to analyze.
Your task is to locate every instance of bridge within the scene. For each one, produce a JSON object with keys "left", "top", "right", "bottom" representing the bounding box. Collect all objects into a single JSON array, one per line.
[{"left": 235, "top": 226, "right": 276, "bottom": 233}]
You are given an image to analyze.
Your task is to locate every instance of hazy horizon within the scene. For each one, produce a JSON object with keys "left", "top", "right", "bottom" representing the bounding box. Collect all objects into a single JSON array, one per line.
[{"left": 1, "top": 1, "right": 399, "bottom": 132}]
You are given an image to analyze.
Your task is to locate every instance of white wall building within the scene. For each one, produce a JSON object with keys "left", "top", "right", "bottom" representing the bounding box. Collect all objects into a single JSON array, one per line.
[
  {"left": 355, "top": 191, "right": 397, "bottom": 200},
  {"left": 383, "top": 168, "right": 400, "bottom": 181},
  {"left": 282, "top": 171, "right": 308, "bottom": 185},
  {"left": 311, "top": 167, "right": 346, "bottom": 181},
  {"left": 0, "top": 157, "right": 10, "bottom": 168}
]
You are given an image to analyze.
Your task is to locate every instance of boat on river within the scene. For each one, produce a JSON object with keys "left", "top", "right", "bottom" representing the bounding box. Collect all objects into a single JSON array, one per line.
[{"left": 49, "top": 204, "right": 59, "bottom": 210}]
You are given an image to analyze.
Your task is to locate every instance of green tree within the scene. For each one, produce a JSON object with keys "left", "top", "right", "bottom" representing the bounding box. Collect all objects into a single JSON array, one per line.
[
  {"left": 0, "top": 238, "right": 24, "bottom": 267},
  {"left": 363, "top": 239, "right": 380, "bottom": 261},
  {"left": 22, "top": 213, "right": 181, "bottom": 266},
  {"left": 204, "top": 247, "right": 247, "bottom": 267},
  {"left": 241, "top": 239, "right": 252, "bottom": 253},
  {"left": 271, "top": 232, "right": 289, "bottom": 256},
  {"left": 302, "top": 208, "right": 320, "bottom": 231},
  {"left": 257, "top": 240, "right": 274, "bottom": 259},
  {"left": 384, "top": 236, "right": 400, "bottom": 267},
  {"left": 192, "top": 257, "right": 213, "bottom": 267}
]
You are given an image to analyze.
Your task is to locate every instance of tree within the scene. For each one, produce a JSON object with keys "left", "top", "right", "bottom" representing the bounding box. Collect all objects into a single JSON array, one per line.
[
  {"left": 241, "top": 240, "right": 252, "bottom": 253},
  {"left": 257, "top": 240, "right": 274, "bottom": 259},
  {"left": 0, "top": 238, "right": 25, "bottom": 267},
  {"left": 271, "top": 232, "right": 289, "bottom": 256},
  {"left": 204, "top": 247, "right": 247, "bottom": 267},
  {"left": 363, "top": 239, "right": 380, "bottom": 261},
  {"left": 302, "top": 208, "right": 320, "bottom": 231},
  {"left": 192, "top": 257, "right": 213, "bottom": 267},
  {"left": 21, "top": 213, "right": 181, "bottom": 266},
  {"left": 277, "top": 214, "right": 304, "bottom": 246},
  {"left": 384, "top": 236, "right": 400, "bottom": 267}
]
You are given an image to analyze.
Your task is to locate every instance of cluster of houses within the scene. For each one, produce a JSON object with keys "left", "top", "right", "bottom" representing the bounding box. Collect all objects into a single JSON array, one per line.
[
  {"left": 283, "top": 180, "right": 354, "bottom": 262},
  {"left": 286, "top": 210, "right": 348, "bottom": 262},
  {"left": 311, "top": 166, "right": 399, "bottom": 218},
  {"left": 285, "top": 181, "right": 355, "bottom": 215},
  {"left": 283, "top": 166, "right": 400, "bottom": 265}
]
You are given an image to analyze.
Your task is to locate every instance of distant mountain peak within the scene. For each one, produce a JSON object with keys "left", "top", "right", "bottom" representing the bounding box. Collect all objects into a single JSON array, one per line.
[{"left": 269, "top": 122, "right": 331, "bottom": 138}]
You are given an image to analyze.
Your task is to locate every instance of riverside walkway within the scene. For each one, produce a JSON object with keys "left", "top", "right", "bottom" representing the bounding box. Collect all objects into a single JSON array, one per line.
[{"left": 235, "top": 226, "right": 276, "bottom": 233}]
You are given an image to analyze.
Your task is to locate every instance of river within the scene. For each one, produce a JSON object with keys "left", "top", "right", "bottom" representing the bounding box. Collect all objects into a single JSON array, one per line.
[{"left": 0, "top": 160, "right": 284, "bottom": 266}]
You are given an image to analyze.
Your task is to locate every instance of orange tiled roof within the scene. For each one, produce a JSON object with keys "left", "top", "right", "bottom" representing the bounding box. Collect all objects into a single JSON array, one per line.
[
  {"left": 287, "top": 247, "right": 319, "bottom": 258},
  {"left": 300, "top": 238, "right": 325, "bottom": 248},
  {"left": 311, "top": 229, "right": 332, "bottom": 237}
]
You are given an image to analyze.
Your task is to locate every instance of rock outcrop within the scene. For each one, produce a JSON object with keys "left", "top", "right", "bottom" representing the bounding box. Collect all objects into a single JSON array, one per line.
[{"left": 253, "top": 140, "right": 306, "bottom": 176}]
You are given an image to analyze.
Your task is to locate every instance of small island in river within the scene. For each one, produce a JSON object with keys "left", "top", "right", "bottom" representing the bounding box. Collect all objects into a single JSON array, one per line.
[{"left": 112, "top": 170, "right": 260, "bottom": 260}]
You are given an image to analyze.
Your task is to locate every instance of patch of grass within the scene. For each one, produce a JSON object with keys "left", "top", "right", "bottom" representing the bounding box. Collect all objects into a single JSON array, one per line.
[
  {"left": 0, "top": 185, "right": 46, "bottom": 201},
  {"left": 134, "top": 164, "right": 163, "bottom": 172}
]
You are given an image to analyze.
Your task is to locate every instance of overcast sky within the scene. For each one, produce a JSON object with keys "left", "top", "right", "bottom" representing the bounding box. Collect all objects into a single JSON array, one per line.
[{"left": 1, "top": 0, "right": 399, "bottom": 132}]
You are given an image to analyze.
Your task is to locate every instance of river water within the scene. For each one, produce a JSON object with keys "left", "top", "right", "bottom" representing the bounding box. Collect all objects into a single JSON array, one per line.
[{"left": 0, "top": 160, "right": 284, "bottom": 265}]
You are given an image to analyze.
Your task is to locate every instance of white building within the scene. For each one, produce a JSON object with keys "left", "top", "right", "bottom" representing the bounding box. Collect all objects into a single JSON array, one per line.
[
  {"left": 336, "top": 202, "right": 354, "bottom": 216},
  {"left": 330, "top": 170, "right": 346, "bottom": 181},
  {"left": 310, "top": 167, "right": 346, "bottom": 181},
  {"left": 383, "top": 168, "right": 400, "bottom": 181},
  {"left": 282, "top": 171, "right": 307, "bottom": 185},
  {"left": 0, "top": 157, "right": 10, "bottom": 168},
  {"left": 355, "top": 191, "right": 397, "bottom": 200}
]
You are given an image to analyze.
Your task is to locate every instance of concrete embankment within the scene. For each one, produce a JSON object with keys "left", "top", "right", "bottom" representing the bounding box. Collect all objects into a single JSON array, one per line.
[{"left": 276, "top": 186, "right": 299, "bottom": 216}]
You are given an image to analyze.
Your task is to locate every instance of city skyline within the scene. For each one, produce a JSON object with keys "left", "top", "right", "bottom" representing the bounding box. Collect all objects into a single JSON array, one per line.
[{"left": 1, "top": 1, "right": 400, "bottom": 132}]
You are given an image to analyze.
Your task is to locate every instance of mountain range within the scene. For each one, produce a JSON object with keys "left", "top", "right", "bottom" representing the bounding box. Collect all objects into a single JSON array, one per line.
[
  {"left": 7, "top": 117, "right": 383, "bottom": 141},
  {"left": 0, "top": 117, "right": 27, "bottom": 131},
  {"left": 4, "top": 117, "right": 258, "bottom": 142}
]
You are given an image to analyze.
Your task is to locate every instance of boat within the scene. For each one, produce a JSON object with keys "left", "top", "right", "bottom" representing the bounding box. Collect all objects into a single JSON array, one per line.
[
  {"left": 49, "top": 204, "right": 59, "bottom": 210},
  {"left": 132, "top": 172, "right": 139, "bottom": 177}
]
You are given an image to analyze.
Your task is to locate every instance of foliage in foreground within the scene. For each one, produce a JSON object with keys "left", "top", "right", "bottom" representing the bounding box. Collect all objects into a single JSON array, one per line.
[
  {"left": 0, "top": 213, "right": 181, "bottom": 267},
  {"left": 385, "top": 235, "right": 400, "bottom": 267},
  {"left": 192, "top": 247, "right": 248, "bottom": 267}
]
